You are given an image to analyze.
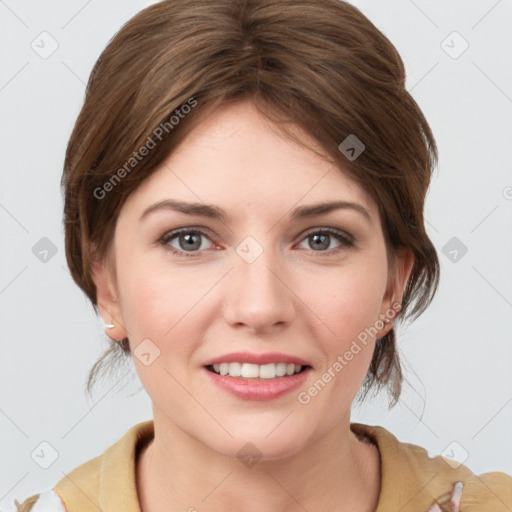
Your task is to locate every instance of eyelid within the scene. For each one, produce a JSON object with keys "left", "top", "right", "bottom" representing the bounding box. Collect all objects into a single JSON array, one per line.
[
  {"left": 299, "top": 226, "right": 354, "bottom": 245},
  {"left": 159, "top": 227, "right": 216, "bottom": 249}
]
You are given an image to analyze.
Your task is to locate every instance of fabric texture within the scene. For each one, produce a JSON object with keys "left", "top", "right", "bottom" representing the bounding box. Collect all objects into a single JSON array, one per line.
[
  {"left": 8, "top": 420, "right": 512, "bottom": 512},
  {"left": 11, "top": 489, "right": 66, "bottom": 512}
]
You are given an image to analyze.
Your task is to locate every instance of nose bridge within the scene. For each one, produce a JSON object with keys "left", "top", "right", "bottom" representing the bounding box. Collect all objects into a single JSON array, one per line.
[{"left": 223, "top": 236, "right": 295, "bottom": 331}]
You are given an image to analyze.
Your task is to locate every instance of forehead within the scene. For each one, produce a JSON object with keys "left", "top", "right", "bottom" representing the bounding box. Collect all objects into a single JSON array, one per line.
[{"left": 122, "top": 101, "right": 378, "bottom": 222}]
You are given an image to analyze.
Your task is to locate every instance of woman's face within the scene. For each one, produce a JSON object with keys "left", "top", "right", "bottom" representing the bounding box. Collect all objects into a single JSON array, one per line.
[{"left": 95, "top": 100, "right": 411, "bottom": 459}]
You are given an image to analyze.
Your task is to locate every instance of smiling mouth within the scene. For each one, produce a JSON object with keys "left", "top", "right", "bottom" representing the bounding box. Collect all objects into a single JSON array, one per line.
[{"left": 205, "top": 362, "right": 311, "bottom": 379}]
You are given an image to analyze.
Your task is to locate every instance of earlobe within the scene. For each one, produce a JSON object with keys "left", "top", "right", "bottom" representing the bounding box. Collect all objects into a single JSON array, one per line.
[{"left": 91, "top": 259, "right": 128, "bottom": 341}]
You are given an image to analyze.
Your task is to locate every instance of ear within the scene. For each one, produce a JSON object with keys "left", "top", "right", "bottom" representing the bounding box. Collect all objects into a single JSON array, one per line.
[
  {"left": 377, "top": 247, "right": 415, "bottom": 338},
  {"left": 92, "top": 255, "right": 128, "bottom": 341}
]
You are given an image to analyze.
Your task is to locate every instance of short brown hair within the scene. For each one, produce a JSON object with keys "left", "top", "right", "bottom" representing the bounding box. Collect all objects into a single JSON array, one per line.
[{"left": 62, "top": 0, "right": 439, "bottom": 406}]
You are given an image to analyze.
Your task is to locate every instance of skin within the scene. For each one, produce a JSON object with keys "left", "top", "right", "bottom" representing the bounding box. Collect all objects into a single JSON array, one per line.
[{"left": 93, "top": 100, "right": 414, "bottom": 512}]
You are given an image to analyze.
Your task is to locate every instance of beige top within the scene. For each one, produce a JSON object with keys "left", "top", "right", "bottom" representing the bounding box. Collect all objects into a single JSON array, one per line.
[{"left": 12, "top": 420, "right": 512, "bottom": 512}]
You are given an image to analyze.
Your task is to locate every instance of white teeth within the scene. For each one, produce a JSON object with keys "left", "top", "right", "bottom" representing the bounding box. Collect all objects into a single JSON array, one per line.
[
  {"left": 227, "top": 362, "right": 241, "bottom": 377},
  {"left": 259, "top": 363, "right": 276, "bottom": 379},
  {"left": 275, "top": 362, "right": 287, "bottom": 377},
  {"left": 241, "top": 363, "right": 260, "bottom": 378},
  {"left": 209, "top": 362, "right": 305, "bottom": 378}
]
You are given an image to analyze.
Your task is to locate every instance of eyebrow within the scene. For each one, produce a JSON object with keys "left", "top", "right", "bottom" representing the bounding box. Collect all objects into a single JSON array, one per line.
[{"left": 139, "top": 199, "right": 372, "bottom": 223}]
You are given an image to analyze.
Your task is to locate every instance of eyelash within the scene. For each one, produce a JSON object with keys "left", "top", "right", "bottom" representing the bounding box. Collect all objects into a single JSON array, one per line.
[{"left": 158, "top": 227, "right": 355, "bottom": 258}]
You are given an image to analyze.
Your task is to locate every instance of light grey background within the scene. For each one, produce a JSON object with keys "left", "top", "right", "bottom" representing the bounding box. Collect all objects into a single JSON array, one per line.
[{"left": 1, "top": 0, "right": 511, "bottom": 508}]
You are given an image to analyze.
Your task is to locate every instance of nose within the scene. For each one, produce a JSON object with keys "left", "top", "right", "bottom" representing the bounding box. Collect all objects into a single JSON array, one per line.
[{"left": 223, "top": 248, "right": 296, "bottom": 334}]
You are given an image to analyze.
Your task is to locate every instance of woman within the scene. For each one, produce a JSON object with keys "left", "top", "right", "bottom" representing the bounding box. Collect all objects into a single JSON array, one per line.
[{"left": 11, "top": 0, "right": 512, "bottom": 511}]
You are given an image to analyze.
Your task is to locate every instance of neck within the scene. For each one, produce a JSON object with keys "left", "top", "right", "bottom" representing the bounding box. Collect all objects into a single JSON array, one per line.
[{"left": 136, "top": 411, "right": 381, "bottom": 512}]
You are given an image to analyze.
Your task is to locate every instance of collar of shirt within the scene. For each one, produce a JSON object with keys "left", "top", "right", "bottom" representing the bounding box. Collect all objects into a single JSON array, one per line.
[{"left": 52, "top": 420, "right": 511, "bottom": 512}]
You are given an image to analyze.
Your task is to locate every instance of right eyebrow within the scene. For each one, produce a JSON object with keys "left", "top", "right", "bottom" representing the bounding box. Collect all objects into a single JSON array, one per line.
[{"left": 140, "top": 199, "right": 230, "bottom": 223}]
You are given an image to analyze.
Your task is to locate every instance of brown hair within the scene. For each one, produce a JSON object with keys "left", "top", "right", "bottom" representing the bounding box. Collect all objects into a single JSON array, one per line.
[{"left": 61, "top": 0, "right": 439, "bottom": 406}]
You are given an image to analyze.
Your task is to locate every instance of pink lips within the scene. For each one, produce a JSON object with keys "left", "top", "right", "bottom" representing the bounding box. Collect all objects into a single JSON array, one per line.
[
  {"left": 203, "top": 365, "right": 311, "bottom": 401},
  {"left": 201, "top": 351, "right": 312, "bottom": 401}
]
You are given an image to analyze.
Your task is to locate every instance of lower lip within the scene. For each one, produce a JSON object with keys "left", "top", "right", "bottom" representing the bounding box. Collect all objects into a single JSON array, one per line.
[{"left": 203, "top": 367, "right": 311, "bottom": 401}]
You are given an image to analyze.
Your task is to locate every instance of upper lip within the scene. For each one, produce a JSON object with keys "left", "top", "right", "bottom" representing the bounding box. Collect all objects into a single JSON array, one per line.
[{"left": 203, "top": 351, "right": 312, "bottom": 367}]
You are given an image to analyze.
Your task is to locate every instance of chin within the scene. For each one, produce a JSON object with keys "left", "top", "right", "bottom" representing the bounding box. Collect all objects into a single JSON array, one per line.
[{"left": 201, "top": 424, "right": 311, "bottom": 463}]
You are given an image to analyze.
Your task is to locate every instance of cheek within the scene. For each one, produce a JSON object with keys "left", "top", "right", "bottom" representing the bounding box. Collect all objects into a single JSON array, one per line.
[
  {"left": 115, "top": 248, "right": 219, "bottom": 354},
  {"left": 305, "top": 260, "right": 387, "bottom": 395},
  {"left": 292, "top": 262, "right": 388, "bottom": 422},
  {"left": 119, "top": 266, "right": 197, "bottom": 338},
  {"left": 312, "top": 260, "right": 388, "bottom": 341},
  {"left": 114, "top": 256, "right": 210, "bottom": 397}
]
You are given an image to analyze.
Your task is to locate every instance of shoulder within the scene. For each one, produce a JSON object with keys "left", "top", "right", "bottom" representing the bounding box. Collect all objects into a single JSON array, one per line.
[
  {"left": 392, "top": 433, "right": 512, "bottom": 511},
  {"left": 458, "top": 471, "right": 512, "bottom": 511},
  {"left": 5, "top": 421, "right": 153, "bottom": 512},
  {"left": 54, "top": 420, "right": 153, "bottom": 511},
  {"left": 9, "top": 490, "right": 66, "bottom": 512},
  {"left": 351, "top": 422, "right": 512, "bottom": 512},
  {"left": 391, "top": 434, "right": 512, "bottom": 509}
]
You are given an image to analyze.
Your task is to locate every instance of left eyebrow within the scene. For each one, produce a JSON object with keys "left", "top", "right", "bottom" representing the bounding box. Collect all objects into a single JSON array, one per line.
[
  {"left": 289, "top": 200, "right": 372, "bottom": 223},
  {"left": 139, "top": 199, "right": 372, "bottom": 224}
]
